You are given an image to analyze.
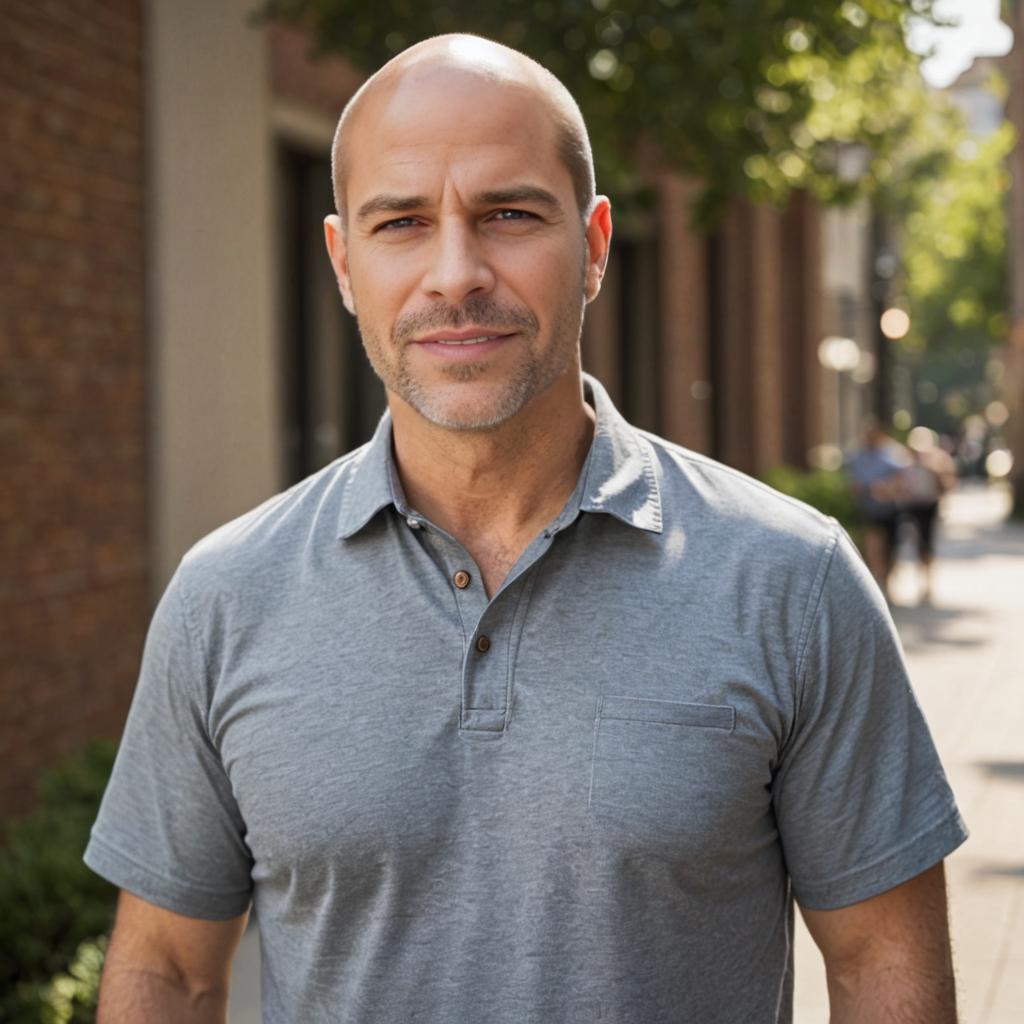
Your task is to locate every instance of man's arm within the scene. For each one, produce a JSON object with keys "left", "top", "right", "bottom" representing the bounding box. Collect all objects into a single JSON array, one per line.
[
  {"left": 800, "top": 862, "right": 957, "bottom": 1024},
  {"left": 97, "top": 890, "right": 249, "bottom": 1024}
]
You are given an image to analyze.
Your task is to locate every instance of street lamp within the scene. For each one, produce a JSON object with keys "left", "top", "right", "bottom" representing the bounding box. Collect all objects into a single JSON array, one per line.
[
  {"left": 818, "top": 335, "right": 862, "bottom": 373},
  {"left": 880, "top": 307, "right": 911, "bottom": 340}
]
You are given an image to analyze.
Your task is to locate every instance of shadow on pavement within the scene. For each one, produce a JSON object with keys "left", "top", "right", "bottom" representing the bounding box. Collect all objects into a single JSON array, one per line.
[
  {"left": 967, "top": 763, "right": 1024, "bottom": 881},
  {"left": 934, "top": 490, "right": 1024, "bottom": 561},
  {"left": 938, "top": 528, "right": 1024, "bottom": 562},
  {"left": 974, "top": 761, "right": 1024, "bottom": 782},
  {"left": 970, "top": 863, "right": 1024, "bottom": 880},
  {"left": 890, "top": 603, "right": 989, "bottom": 653}
]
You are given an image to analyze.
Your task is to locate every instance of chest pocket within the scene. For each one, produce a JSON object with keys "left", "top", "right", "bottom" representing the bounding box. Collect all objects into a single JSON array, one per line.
[{"left": 588, "top": 695, "right": 747, "bottom": 858}]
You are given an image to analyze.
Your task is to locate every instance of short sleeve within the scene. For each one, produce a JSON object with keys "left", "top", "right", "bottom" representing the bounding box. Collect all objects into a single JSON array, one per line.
[
  {"left": 84, "top": 565, "right": 253, "bottom": 919},
  {"left": 773, "top": 528, "right": 967, "bottom": 910}
]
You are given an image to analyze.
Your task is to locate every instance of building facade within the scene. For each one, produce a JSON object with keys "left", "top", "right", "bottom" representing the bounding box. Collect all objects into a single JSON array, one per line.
[{"left": 1, "top": 0, "right": 830, "bottom": 817}]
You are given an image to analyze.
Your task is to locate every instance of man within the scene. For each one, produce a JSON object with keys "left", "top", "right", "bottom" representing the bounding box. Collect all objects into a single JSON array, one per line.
[{"left": 87, "top": 34, "right": 966, "bottom": 1023}]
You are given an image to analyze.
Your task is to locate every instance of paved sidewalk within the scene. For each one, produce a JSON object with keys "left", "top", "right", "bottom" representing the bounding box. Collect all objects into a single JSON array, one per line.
[
  {"left": 794, "top": 482, "right": 1024, "bottom": 1022},
  {"left": 229, "top": 484, "right": 1024, "bottom": 1023}
]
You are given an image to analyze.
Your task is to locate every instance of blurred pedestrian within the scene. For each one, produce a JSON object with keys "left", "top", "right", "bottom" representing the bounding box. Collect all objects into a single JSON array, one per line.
[
  {"left": 846, "top": 417, "right": 910, "bottom": 599},
  {"left": 903, "top": 427, "right": 957, "bottom": 604}
]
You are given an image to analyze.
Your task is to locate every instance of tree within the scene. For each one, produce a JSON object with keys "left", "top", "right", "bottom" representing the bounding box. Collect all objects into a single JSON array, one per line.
[
  {"left": 869, "top": 64, "right": 1014, "bottom": 440},
  {"left": 257, "top": 0, "right": 941, "bottom": 219}
]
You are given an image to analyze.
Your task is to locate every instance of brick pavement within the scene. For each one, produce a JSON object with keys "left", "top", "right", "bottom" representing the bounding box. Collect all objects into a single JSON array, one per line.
[{"left": 229, "top": 483, "right": 1024, "bottom": 1024}]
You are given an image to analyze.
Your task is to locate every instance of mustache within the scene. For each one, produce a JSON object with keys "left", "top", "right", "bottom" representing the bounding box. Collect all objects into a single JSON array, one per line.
[{"left": 392, "top": 296, "right": 539, "bottom": 343}]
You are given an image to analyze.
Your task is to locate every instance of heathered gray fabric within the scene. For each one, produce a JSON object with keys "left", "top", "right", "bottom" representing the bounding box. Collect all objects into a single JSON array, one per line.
[{"left": 86, "top": 376, "right": 967, "bottom": 1023}]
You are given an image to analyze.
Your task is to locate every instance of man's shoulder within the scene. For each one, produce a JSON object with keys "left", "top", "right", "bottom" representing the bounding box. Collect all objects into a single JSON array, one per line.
[
  {"left": 179, "top": 442, "right": 373, "bottom": 583},
  {"left": 639, "top": 430, "right": 840, "bottom": 553}
]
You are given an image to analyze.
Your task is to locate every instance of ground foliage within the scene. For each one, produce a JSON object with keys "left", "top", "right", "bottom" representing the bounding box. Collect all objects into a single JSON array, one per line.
[
  {"left": 0, "top": 742, "right": 117, "bottom": 1023},
  {"left": 36, "top": 937, "right": 108, "bottom": 1024},
  {"left": 256, "top": 0, "right": 942, "bottom": 220},
  {"left": 761, "top": 465, "right": 864, "bottom": 544}
]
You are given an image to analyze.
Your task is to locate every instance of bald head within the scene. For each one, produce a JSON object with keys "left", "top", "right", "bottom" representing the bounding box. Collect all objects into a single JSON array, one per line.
[{"left": 331, "top": 34, "right": 595, "bottom": 223}]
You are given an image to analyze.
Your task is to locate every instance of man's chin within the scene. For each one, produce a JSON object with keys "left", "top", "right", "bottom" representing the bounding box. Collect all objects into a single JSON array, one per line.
[{"left": 405, "top": 381, "right": 535, "bottom": 433}]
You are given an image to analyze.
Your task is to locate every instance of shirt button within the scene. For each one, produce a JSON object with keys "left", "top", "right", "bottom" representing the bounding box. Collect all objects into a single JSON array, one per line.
[
  {"left": 406, "top": 517, "right": 422, "bottom": 529},
  {"left": 453, "top": 570, "right": 471, "bottom": 589},
  {"left": 476, "top": 635, "right": 491, "bottom": 653}
]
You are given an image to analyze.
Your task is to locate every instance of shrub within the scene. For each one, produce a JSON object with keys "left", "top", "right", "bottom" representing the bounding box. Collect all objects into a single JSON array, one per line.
[
  {"left": 0, "top": 742, "right": 118, "bottom": 1023},
  {"left": 761, "top": 465, "right": 865, "bottom": 545},
  {"left": 38, "top": 937, "right": 108, "bottom": 1024}
]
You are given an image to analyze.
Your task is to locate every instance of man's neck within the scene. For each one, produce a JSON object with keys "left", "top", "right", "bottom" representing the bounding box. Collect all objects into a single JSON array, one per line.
[{"left": 389, "top": 373, "right": 595, "bottom": 593}]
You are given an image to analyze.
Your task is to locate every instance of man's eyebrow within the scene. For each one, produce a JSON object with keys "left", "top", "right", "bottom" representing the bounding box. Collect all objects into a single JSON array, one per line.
[
  {"left": 474, "top": 186, "right": 563, "bottom": 212},
  {"left": 355, "top": 194, "right": 430, "bottom": 223},
  {"left": 354, "top": 186, "right": 565, "bottom": 224}
]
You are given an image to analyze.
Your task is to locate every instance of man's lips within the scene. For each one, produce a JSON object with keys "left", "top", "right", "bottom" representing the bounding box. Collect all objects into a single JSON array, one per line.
[{"left": 411, "top": 327, "right": 517, "bottom": 345}]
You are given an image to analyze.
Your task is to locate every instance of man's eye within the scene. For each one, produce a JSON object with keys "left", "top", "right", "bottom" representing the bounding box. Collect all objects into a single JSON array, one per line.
[
  {"left": 492, "top": 209, "right": 536, "bottom": 221},
  {"left": 376, "top": 217, "right": 418, "bottom": 232}
]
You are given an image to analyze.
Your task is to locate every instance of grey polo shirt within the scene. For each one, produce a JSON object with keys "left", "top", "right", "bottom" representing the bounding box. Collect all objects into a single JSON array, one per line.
[{"left": 86, "top": 375, "right": 966, "bottom": 1023}]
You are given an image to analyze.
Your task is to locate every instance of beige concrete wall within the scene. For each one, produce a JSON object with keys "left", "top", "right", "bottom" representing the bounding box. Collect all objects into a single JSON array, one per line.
[{"left": 146, "top": 0, "right": 282, "bottom": 593}]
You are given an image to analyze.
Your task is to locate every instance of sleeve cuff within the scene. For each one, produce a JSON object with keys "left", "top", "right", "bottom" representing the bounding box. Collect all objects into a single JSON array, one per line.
[
  {"left": 792, "top": 809, "right": 969, "bottom": 910},
  {"left": 84, "top": 832, "right": 252, "bottom": 921}
]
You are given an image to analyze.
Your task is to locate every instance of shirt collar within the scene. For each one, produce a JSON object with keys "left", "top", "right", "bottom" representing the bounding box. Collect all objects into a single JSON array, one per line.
[
  {"left": 335, "top": 412, "right": 403, "bottom": 540},
  {"left": 577, "top": 374, "right": 662, "bottom": 533},
  {"left": 336, "top": 373, "right": 662, "bottom": 540}
]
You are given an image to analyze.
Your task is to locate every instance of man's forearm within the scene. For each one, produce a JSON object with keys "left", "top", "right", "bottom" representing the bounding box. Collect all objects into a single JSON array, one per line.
[
  {"left": 97, "top": 963, "right": 229, "bottom": 1024},
  {"left": 826, "top": 959, "right": 958, "bottom": 1024},
  {"left": 802, "top": 863, "right": 959, "bottom": 1024}
]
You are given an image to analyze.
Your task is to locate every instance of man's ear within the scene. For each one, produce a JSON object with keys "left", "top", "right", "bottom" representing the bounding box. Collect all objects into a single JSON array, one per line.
[
  {"left": 324, "top": 214, "right": 356, "bottom": 316},
  {"left": 584, "top": 196, "right": 613, "bottom": 304}
]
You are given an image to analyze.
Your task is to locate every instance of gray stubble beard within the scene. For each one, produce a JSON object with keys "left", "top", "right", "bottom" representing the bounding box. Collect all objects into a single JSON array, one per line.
[{"left": 357, "top": 267, "right": 588, "bottom": 433}]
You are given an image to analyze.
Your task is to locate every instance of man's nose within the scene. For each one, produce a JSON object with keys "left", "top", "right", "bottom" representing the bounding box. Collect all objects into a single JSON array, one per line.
[{"left": 420, "top": 218, "right": 496, "bottom": 303}]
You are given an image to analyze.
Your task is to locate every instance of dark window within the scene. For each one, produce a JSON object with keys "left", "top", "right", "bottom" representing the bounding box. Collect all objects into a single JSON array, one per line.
[
  {"left": 614, "top": 232, "right": 662, "bottom": 434},
  {"left": 278, "top": 145, "right": 383, "bottom": 485}
]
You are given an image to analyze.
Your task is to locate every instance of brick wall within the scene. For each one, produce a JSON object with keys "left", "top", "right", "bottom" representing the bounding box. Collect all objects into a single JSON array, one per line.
[{"left": 0, "top": 0, "right": 148, "bottom": 818}]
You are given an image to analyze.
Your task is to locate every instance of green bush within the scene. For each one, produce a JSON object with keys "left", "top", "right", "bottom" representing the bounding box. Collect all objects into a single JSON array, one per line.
[
  {"left": 0, "top": 742, "right": 118, "bottom": 1023},
  {"left": 38, "top": 937, "right": 108, "bottom": 1024},
  {"left": 762, "top": 465, "right": 865, "bottom": 545}
]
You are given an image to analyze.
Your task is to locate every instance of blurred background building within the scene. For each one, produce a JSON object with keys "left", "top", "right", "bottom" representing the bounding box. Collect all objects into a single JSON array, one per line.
[
  {"left": 1, "top": 0, "right": 1019, "bottom": 818},
  {"left": 1, "top": 0, "right": 830, "bottom": 817}
]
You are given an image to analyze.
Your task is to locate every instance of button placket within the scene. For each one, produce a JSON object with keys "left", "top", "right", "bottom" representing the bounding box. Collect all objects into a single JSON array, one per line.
[
  {"left": 425, "top": 538, "right": 496, "bottom": 728},
  {"left": 428, "top": 539, "right": 507, "bottom": 733},
  {"left": 416, "top": 521, "right": 563, "bottom": 735}
]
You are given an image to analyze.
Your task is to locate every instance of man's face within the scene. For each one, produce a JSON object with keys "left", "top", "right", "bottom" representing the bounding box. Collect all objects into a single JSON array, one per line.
[{"left": 326, "top": 67, "right": 608, "bottom": 431}]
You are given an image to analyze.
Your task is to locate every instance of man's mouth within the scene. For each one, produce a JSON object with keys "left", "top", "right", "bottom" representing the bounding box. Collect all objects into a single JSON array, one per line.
[
  {"left": 412, "top": 327, "right": 516, "bottom": 346},
  {"left": 431, "top": 335, "right": 508, "bottom": 346}
]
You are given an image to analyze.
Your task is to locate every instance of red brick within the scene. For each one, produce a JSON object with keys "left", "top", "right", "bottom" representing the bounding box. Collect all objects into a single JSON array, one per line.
[{"left": 0, "top": 0, "right": 147, "bottom": 819}]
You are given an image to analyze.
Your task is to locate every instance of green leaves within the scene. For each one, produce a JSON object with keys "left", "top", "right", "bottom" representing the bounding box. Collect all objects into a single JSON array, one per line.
[
  {"left": 256, "top": 0, "right": 1009, "bottom": 433},
  {"left": 901, "top": 116, "right": 1014, "bottom": 352},
  {"left": 761, "top": 466, "right": 864, "bottom": 543},
  {"left": 255, "top": 0, "right": 941, "bottom": 220}
]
